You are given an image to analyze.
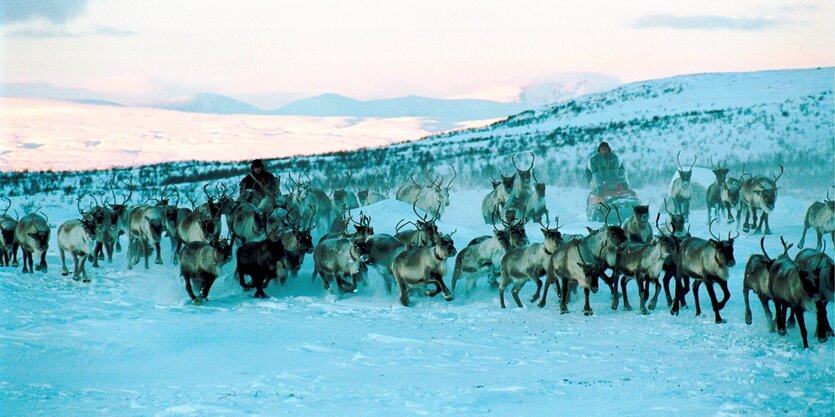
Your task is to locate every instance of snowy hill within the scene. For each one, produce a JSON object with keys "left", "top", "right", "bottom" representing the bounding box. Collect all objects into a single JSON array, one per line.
[{"left": 154, "top": 92, "right": 266, "bottom": 115}]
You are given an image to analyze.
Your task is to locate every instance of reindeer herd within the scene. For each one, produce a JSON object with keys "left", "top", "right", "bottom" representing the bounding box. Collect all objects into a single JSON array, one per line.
[{"left": 0, "top": 151, "right": 833, "bottom": 350}]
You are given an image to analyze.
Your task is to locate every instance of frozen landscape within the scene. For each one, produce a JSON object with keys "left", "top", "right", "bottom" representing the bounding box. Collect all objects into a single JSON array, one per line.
[
  {"left": 0, "top": 186, "right": 833, "bottom": 417},
  {"left": 1, "top": 68, "right": 833, "bottom": 416}
]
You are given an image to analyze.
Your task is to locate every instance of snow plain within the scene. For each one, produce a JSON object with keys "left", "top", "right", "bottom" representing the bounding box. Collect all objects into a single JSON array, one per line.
[
  {"left": 1, "top": 185, "right": 833, "bottom": 417},
  {"left": 0, "top": 98, "right": 445, "bottom": 172}
]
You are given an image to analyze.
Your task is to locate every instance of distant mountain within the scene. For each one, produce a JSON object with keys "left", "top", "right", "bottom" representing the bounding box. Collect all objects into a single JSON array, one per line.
[
  {"left": 154, "top": 93, "right": 265, "bottom": 115},
  {"left": 271, "top": 93, "right": 527, "bottom": 120},
  {"left": 0, "top": 82, "right": 122, "bottom": 106}
]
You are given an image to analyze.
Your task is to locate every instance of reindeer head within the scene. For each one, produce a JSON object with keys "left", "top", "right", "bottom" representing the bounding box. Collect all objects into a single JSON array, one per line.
[
  {"left": 663, "top": 200, "right": 686, "bottom": 236},
  {"left": 211, "top": 238, "right": 234, "bottom": 264},
  {"left": 501, "top": 173, "right": 516, "bottom": 192},
  {"left": 496, "top": 207, "right": 528, "bottom": 247},
  {"left": 435, "top": 232, "right": 458, "bottom": 258},
  {"left": 633, "top": 205, "right": 649, "bottom": 223},
  {"left": 540, "top": 216, "right": 563, "bottom": 254},
  {"left": 676, "top": 151, "right": 696, "bottom": 184},
  {"left": 532, "top": 170, "right": 545, "bottom": 196},
  {"left": 709, "top": 157, "right": 729, "bottom": 185},
  {"left": 723, "top": 176, "right": 741, "bottom": 198},
  {"left": 512, "top": 152, "right": 535, "bottom": 188},
  {"left": 708, "top": 219, "right": 737, "bottom": 268},
  {"left": 576, "top": 242, "right": 608, "bottom": 294},
  {"left": 352, "top": 212, "right": 374, "bottom": 239}
]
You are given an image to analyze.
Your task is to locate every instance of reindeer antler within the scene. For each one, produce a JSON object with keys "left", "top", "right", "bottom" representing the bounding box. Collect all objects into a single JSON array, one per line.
[
  {"left": 445, "top": 165, "right": 457, "bottom": 190},
  {"left": 760, "top": 237, "right": 771, "bottom": 261},
  {"left": 773, "top": 164, "right": 784, "bottom": 183},
  {"left": 708, "top": 218, "right": 720, "bottom": 241},
  {"left": 779, "top": 236, "right": 793, "bottom": 256}
]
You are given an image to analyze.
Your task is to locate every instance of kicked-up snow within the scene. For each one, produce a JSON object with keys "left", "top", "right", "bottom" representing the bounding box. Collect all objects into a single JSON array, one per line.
[{"left": 1, "top": 186, "right": 833, "bottom": 416}]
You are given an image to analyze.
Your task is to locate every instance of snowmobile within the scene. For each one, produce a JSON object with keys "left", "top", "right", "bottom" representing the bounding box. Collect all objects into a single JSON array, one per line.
[{"left": 586, "top": 179, "right": 640, "bottom": 224}]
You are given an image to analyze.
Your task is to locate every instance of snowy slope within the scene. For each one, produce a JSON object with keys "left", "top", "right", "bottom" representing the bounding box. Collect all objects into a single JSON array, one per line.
[{"left": 1, "top": 185, "right": 832, "bottom": 417}]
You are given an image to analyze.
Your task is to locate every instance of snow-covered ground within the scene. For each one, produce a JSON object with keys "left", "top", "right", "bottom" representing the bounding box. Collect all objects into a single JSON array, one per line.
[
  {"left": 2, "top": 185, "right": 833, "bottom": 416},
  {"left": 0, "top": 98, "right": 451, "bottom": 171}
]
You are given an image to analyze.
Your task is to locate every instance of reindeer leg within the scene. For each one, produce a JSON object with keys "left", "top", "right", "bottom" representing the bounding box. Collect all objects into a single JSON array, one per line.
[
  {"left": 649, "top": 280, "right": 661, "bottom": 310},
  {"left": 397, "top": 277, "right": 410, "bottom": 307},
  {"left": 704, "top": 281, "right": 725, "bottom": 323},
  {"left": 680, "top": 277, "right": 690, "bottom": 309},
  {"left": 786, "top": 308, "right": 796, "bottom": 328},
  {"left": 60, "top": 248, "right": 69, "bottom": 276},
  {"left": 433, "top": 274, "right": 453, "bottom": 301},
  {"left": 795, "top": 308, "right": 809, "bottom": 349},
  {"left": 254, "top": 273, "right": 268, "bottom": 298},
  {"left": 638, "top": 278, "right": 649, "bottom": 315},
  {"left": 815, "top": 230, "right": 823, "bottom": 251},
  {"left": 776, "top": 302, "right": 788, "bottom": 335},
  {"left": 743, "top": 286, "right": 753, "bottom": 325},
  {"left": 71, "top": 253, "right": 81, "bottom": 280},
  {"left": 692, "top": 280, "right": 702, "bottom": 317},
  {"left": 583, "top": 288, "right": 593, "bottom": 316},
  {"left": 510, "top": 281, "right": 524, "bottom": 308},
  {"left": 184, "top": 273, "right": 198, "bottom": 301},
  {"left": 816, "top": 300, "right": 832, "bottom": 342},
  {"left": 80, "top": 254, "right": 89, "bottom": 282},
  {"left": 662, "top": 269, "right": 674, "bottom": 307},
  {"left": 620, "top": 276, "right": 632, "bottom": 311},
  {"left": 538, "top": 273, "right": 553, "bottom": 308},
  {"left": 154, "top": 241, "right": 163, "bottom": 265},
  {"left": 11, "top": 242, "right": 18, "bottom": 267},
  {"left": 715, "top": 279, "right": 730, "bottom": 310},
  {"left": 530, "top": 277, "right": 543, "bottom": 303},
  {"left": 559, "top": 277, "right": 569, "bottom": 314},
  {"left": 106, "top": 242, "right": 114, "bottom": 263},
  {"left": 758, "top": 295, "right": 775, "bottom": 332},
  {"left": 92, "top": 242, "right": 102, "bottom": 268}
]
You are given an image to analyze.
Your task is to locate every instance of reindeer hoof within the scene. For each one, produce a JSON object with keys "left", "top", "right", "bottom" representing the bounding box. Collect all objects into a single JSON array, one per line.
[
  {"left": 444, "top": 295, "right": 454, "bottom": 302},
  {"left": 777, "top": 329, "right": 786, "bottom": 336},
  {"left": 82, "top": 278, "right": 90, "bottom": 283},
  {"left": 715, "top": 319, "right": 726, "bottom": 324},
  {"left": 155, "top": 259, "right": 163, "bottom": 265},
  {"left": 624, "top": 305, "right": 632, "bottom": 312},
  {"left": 641, "top": 308, "right": 649, "bottom": 315},
  {"left": 819, "top": 336, "right": 829, "bottom": 343},
  {"left": 61, "top": 271, "right": 69, "bottom": 276},
  {"left": 560, "top": 309, "right": 568, "bottom": 314},
  {"left": 583, "top": 310, "right": 593, "bottom": 316}
]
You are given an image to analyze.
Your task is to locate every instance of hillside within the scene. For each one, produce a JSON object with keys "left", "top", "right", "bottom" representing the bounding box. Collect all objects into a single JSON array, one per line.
[{"left": 1, "top": 67, "right": 832, "bottom": 196}]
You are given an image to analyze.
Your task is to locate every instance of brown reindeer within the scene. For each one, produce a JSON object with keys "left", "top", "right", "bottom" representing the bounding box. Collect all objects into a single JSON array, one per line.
[
  {"left": 797, "top": 189, "right": 835, "bottom": 250},
  {"left": 673, "top": 219, "right": 737, "bottom": 323},
  {"left": 391, "top": 233, "right": 458, "bottom": 306}
]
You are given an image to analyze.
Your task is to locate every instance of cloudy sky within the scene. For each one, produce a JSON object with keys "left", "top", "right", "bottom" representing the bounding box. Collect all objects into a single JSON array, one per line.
[{"left": 0, "top": 0, "right": 832, "bottom": 106}]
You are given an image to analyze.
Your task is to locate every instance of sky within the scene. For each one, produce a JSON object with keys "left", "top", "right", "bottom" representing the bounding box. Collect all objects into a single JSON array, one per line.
[{"left": 0, "top": 0, "right": 832, "bottom": 106}]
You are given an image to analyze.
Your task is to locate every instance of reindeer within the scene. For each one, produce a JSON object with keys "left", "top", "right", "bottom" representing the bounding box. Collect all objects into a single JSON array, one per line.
[
  {"left": 538, "top": 205, "right": 627, "bottom": 311},
  {"left": 481, "top": 168, "right": 515, "bottom": 224},
  {"left": 154, "top": 185, "right": 191, "bottom": 264},
  {"left": 720, "top": 175, "right": 743, "bottom": 224},
  {"left": 615, "top": 232, "right": 678, "bottom": 314},
  {"left": 659, "top": 202, "right": 691, "bottom": 308},
  {"left": 394, "top": 201, "right": 441, "bottom": 248},
  {"left": 391, "top": 233, "right": 457, "bottom": 306},
  {"left": 768, "top": 242, "right": 818, "bottom": 349},
  {"left": 127, "top": 204, "right": 164, "bottom": 270},
  {"left": 795, "top": 245, "right": 834, "bottom": 342},
  {"left": 357, "top": 174, "right": 391, "bottom": 207},
  {"left": 498, "top": 220, "right": 564, "bottom": 308},
  {"left": 105, "top": 177, "right": 134, "bottom": 253},
  {"left": 623, "top": 205, "right": 652, "bottom": 243},
  {"left": 15, "top": 211, "right": 50, "bottom": 273},
  {"left": 510, "top": 152, "right": 535, "bottom": 196},
  {"left": 235, "top": 222, "right": 287, "bottom": 299},
  {"left": 0, "top": 198, "right": 19, "bottom": 267},
  {"left": 364, "top": 233, "right": 407, "bottom": 294},
  {"left": 57, "top": 212, "right": 97, "bottom": 282},
  {"left": 669, "top": 151, "right": 696, "bottom": 222},
  {"left": 195, "top": 183, "right": 233, "bottom": 239},
  {"left": 797, "top": 189, "right": 835, "bottom": 250},
  {"left": 395, "top": 167, "right": 455, "bottom": 219},
  {"left": 228, "top": 202, "right": 266, "bottom": 245},
  {"left": 672, "top": 219, "right": 737, "bottom": 323},
  {"left": 312, "top": 236, "right": 371, "bottom": 294},
  {"left": 705, "top": 158, "right": 730, "bottom": 225},
  {"left": 177, "top": 209, "right": 217, "bottom": 246},
  {"left": 740, "top": 165, "right": 783, "bottom": 234},
  {"left": 452, "top": 211, "right": 529, "bottom": 295},
  {"left": 743, "top": 237, "right": 787, "bottom": 332},
  {"left": 542, "top": 239, "right": 609, "bottom": 315},
  {"left": 179, "top": 238, "right": 233, "bottom": 304},
  {"left": 525, "top": 171, "right": 548, "bottom": 224},
  {"left": 276, "top": 211, "right": 317, "bottom": 282},
  {"left": 331, "top": 170, "right": 360, "bottom": 211}
]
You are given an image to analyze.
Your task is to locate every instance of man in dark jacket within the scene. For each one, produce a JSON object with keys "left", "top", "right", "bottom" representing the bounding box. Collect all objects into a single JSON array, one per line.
[
  {"left": 585, "top": 142, "right": 627, "bottom": 193},
  {"left": 239, "top": 159, "right": 278, "bottom": 202}
]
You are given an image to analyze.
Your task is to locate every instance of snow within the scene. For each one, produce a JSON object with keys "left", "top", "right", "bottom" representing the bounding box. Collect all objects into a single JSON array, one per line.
[
  {"left": 0, "top": 98, "right": 435, "bottom": 171},
  {"left": 1, "top": 185, "right": 833, "bottom": 416}
]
